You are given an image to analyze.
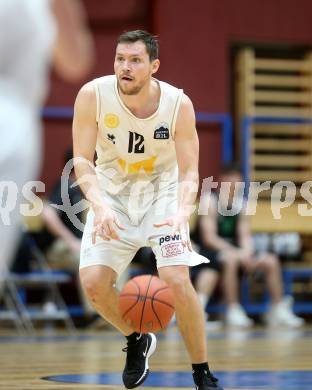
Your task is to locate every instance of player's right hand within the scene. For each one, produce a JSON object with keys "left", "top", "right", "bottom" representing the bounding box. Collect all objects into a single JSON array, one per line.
[
  {"left": 153, "top": 213, "right": 192, "bottom": 251},
  {"left": 92, "top": 205, "right": 125, "bottom": 244}
]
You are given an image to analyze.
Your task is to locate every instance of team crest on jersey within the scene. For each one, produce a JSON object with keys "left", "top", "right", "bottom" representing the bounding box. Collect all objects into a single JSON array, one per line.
[
  {"left": 154, "top": 122, "right": 169, "bottom": 139},
  {"left": 104, "top": 113, "right": 119, "bottom": 128}
]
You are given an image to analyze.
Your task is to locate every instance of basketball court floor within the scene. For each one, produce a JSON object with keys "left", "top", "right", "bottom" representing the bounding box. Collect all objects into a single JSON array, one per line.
[{"left": 1, "top": 324, "right": 311, "bottom": 389}]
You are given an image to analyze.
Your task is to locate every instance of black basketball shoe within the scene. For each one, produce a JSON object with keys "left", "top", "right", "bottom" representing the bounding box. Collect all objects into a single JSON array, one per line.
[
  {"left": 122, "top": 333, "right": 157, "bottom": 389},
  {"left": 193, "top": 369, "right": 224, "bottom": 390}
]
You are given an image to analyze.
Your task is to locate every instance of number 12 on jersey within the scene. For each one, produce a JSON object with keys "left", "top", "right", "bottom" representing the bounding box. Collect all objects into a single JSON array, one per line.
[{"left": 128, "top": 131, "right": 145, "bottom": 153}]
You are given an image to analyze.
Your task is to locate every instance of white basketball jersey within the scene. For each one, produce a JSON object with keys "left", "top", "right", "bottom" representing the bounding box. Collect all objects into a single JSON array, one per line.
[{"left": 94, "top": 75, "right": 183, "bottom": 198}]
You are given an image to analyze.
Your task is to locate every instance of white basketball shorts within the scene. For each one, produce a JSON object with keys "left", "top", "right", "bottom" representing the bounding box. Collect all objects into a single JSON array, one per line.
[{"left": 80, "top": 189, "right": 209, "bottom": 277}]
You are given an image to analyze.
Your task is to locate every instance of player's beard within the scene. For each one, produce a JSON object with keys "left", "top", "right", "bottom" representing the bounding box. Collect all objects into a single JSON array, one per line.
[{"left": 117, "top": 76, "right": 148, "bottom": 95}]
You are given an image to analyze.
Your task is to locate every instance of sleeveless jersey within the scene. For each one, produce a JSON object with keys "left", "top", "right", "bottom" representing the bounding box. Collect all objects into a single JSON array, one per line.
[{"left": 93, "top": 75, "right": 183, "bottom": 197}]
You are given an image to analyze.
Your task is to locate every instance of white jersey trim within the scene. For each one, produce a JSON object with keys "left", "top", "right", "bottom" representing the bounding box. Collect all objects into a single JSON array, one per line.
[
  {"left": 94, "top": 80, "right": 101, "bottom": 123},
  {"left": 171, "top": 89, "right": 184, "bottom": 139}
]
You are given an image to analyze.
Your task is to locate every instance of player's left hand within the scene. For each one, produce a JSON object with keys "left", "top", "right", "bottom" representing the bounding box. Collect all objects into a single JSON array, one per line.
[{"left": 153, "top": 214, "right": 192, "bottom": 251}]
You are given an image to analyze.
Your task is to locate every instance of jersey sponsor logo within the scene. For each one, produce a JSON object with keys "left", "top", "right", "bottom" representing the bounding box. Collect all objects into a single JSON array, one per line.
[
  {"left": 159, "top": 233, "right": 185, "bottom": 258},
  {"left": 118, "top": 155, "right": 157, "bottom": 174},
  {"left": 154, "top": 122, "right": 169, "bottom": 139},
  {"left": 159, "top": 233, "right": 181, "bottom": 245},
  {"left": 104, "top": 113, "right": 119, "bottom": 128},
  {"left": 161, "top": 242, "right": 185, "bottom": 258},
  {"left": 107, "top": 133, "right": 116, "bottom": 144}
]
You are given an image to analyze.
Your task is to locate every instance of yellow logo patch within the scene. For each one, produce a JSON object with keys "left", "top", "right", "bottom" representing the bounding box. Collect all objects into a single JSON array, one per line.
[
  {"left": 118, "top": 156, "right": 157, "bottom": 174},
  {"left": 104, "top": 113, "right": 119, "bottom": 128}
]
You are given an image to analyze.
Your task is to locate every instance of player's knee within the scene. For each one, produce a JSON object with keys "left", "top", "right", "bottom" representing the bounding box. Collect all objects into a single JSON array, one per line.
[
  {"left": 162, "top": 272, "right": 191, "bottom": 301},
  {"left": 80, "top": 267, "right": 115, "bottom": 304},
  {"left": 262, "top": 254, "right": 279, "bottom": 271}
]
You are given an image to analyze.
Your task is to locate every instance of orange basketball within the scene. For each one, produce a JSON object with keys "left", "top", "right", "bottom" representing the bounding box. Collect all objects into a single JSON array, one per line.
[{"left": 119, "top": 274, "right": 175, "bottom": 333}]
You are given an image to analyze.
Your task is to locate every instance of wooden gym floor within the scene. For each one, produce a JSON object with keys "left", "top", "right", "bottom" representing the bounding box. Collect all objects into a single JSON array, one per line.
[{"left": 0, "top": 325, "right": 312, "bottom": 390}]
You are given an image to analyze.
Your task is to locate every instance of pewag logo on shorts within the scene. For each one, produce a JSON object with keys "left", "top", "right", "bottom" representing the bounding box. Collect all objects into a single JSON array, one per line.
[
  {"left": 159, "top": 233, "right": 181, "bottom": 245},
  {"left": 159, "top": 233, "right": 185, "bottom": 258}
]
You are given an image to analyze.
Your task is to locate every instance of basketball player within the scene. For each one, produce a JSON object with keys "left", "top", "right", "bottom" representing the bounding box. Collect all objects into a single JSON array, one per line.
[
  {"left": 0, "top": 0, "right": 94, "bottom": 280},
  {"left": 73, "top": 31, "right": 223, "bottom": 390}
]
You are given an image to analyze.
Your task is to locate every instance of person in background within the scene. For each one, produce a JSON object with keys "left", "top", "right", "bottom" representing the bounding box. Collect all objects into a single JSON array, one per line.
[
  {"left": 0, "top": 0, "right": 95, "bottom": 282},
  {"left": 190, "top": 250, "right": 220, "bottom": 324},
  {"left": 11, "top": 149, "right": 96, "bottom": 324},
  {"left": 195, "top": 164, "right": 305, "bottom": 328},
  {"left": 42, "top": 149, "right": 85, "bottom": 269}
]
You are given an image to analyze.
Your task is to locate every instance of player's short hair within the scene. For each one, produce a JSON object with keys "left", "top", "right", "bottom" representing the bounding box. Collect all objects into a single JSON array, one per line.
[{"left": 117, "top": 30, "right": 159, "bottom": 61}]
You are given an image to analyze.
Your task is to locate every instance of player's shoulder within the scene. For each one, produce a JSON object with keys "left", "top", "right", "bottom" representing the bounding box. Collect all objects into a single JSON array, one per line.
[
  {"left": 158, "top": 78, "right": 184, "bottom": 98},
  {"left": 78, "top": 75, "right": 115, "bottom": 96},
  {"left": 159, "top": 80, "right": 194, "bottom": 118},
  {"left": 158, "top": 79, "right": 192, "bottom": 99},
  {"left": 173, "top": 91, "right": 196, "bottom": 134},
  {"left": 74, "top": 81, "right": 96, "bottom": 109},
  {"left": 175, "top": 92, "right": 195, "bottom": 123},
  {"left": 93, "top": 74, "right": 116, "bottom": 87},
  {"left": 180, "top": 93, "right": 194, "bottom": 109},
  {"left": 78, "top": 80, "right": 95, "bottom": 94}
]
